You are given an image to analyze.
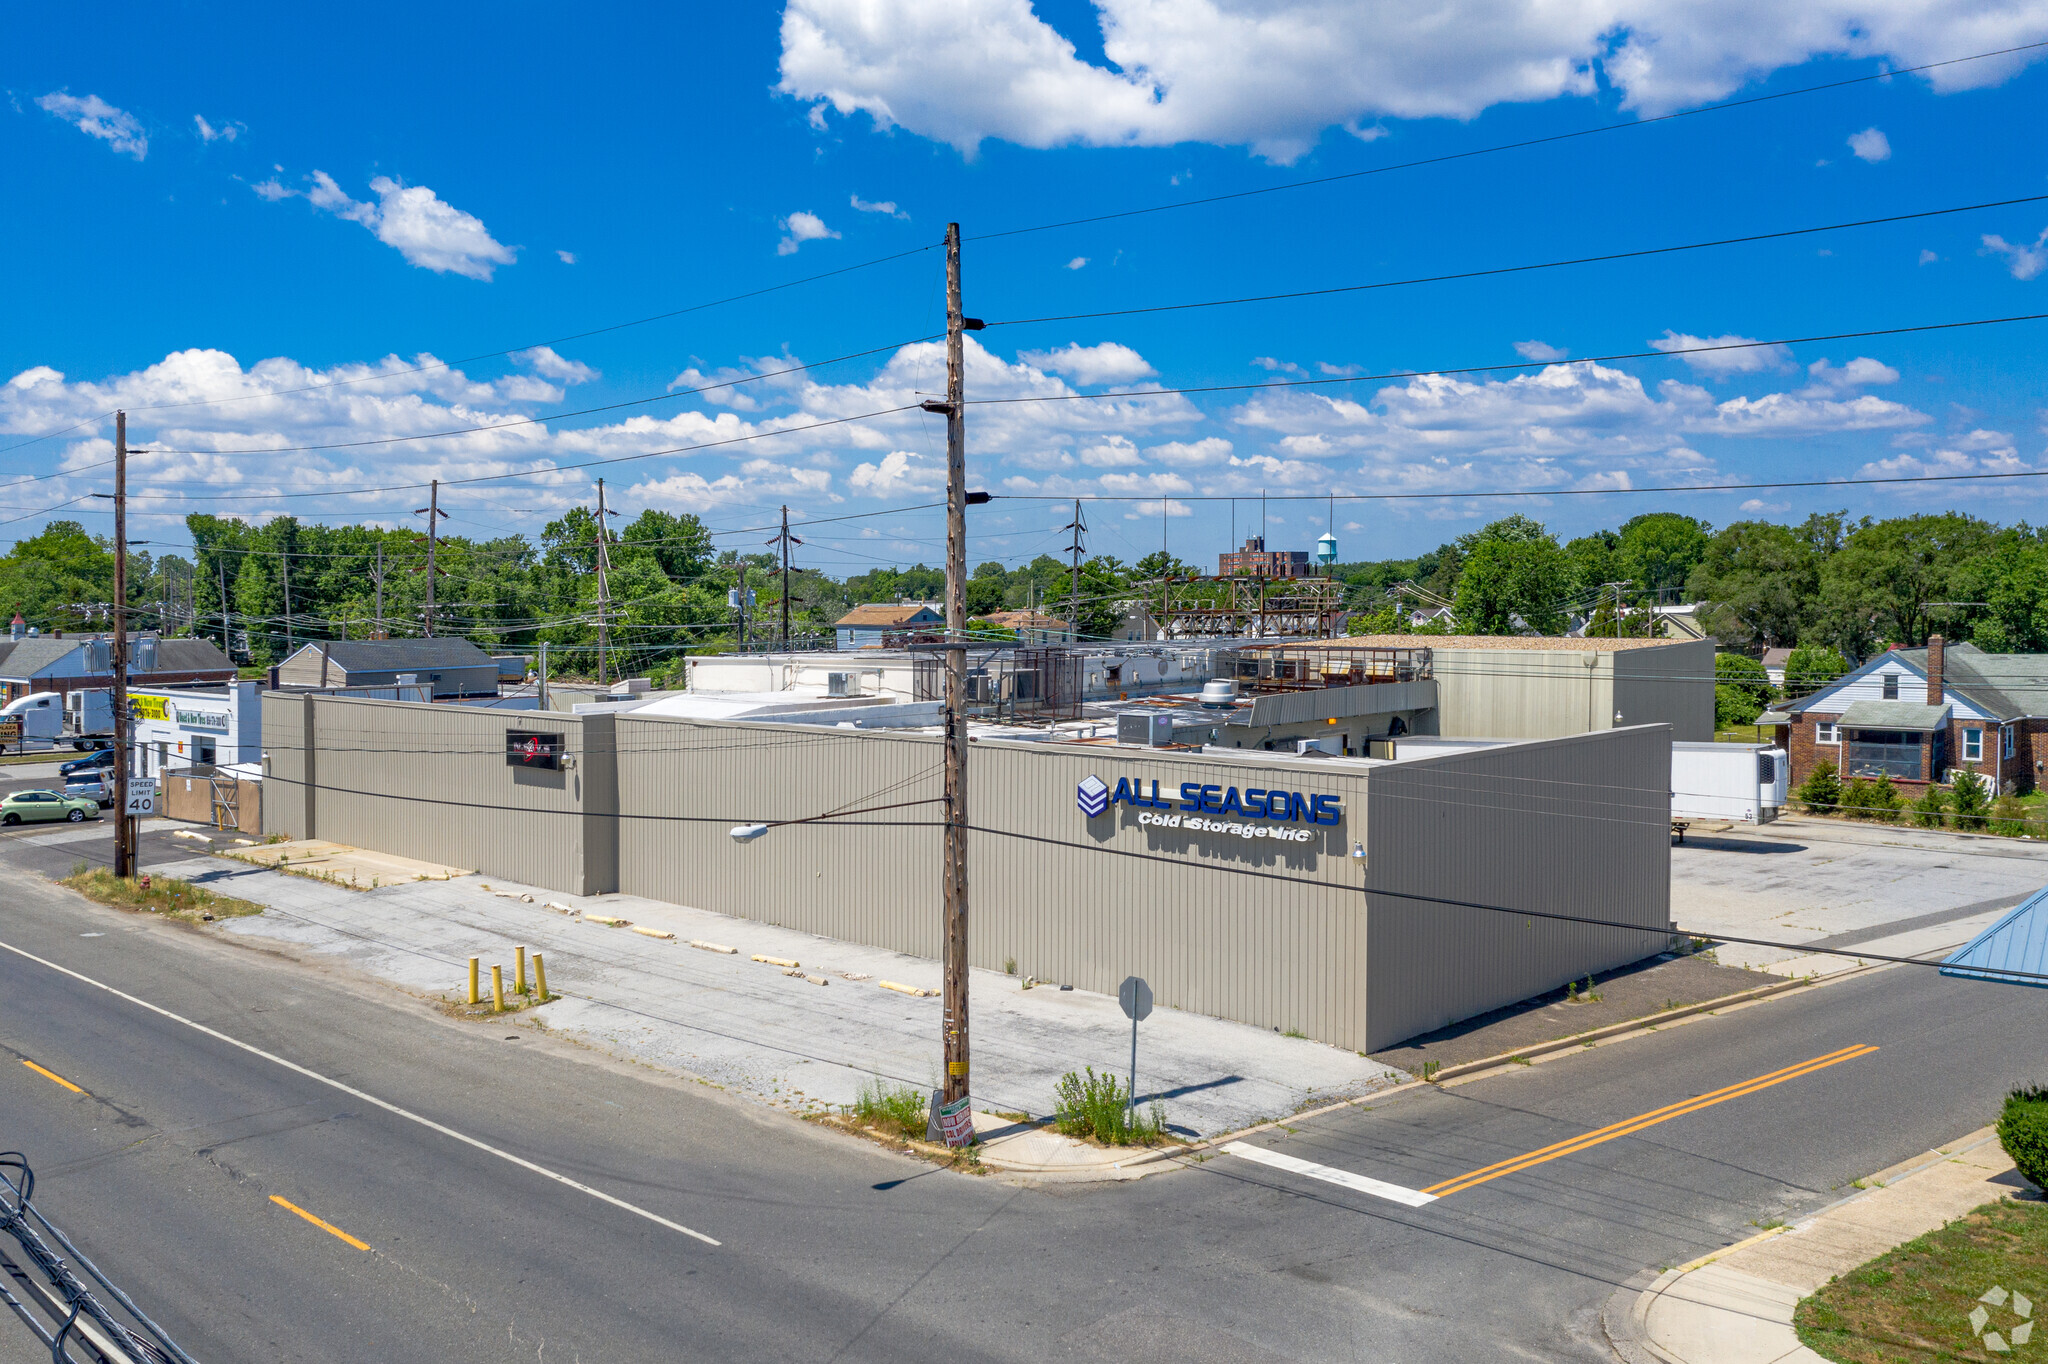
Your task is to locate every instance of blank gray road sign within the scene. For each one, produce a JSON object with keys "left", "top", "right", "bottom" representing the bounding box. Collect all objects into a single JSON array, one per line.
[{"left": 1119, "top": 976, "right": 1153, "bottom": 1022}]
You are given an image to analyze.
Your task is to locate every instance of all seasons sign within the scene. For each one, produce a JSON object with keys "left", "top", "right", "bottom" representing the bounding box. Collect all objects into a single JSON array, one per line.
[{"left": 1078, "top": 773, "right": 1340, "bottom": 844}]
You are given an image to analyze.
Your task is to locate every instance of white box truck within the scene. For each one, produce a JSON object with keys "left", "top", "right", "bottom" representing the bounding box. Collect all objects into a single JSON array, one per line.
[
  {"left": 1671, "top": 741, "right": 1789, "bottom": 840},
  {"left": 0, "top": 691, "right": 63, "bottom": 743}
]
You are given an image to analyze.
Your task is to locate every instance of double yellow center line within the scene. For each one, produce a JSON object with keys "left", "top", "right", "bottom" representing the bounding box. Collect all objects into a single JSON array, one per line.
[{"left": 1423, "top": 1043, "right": 1879, "bottom": 1198}]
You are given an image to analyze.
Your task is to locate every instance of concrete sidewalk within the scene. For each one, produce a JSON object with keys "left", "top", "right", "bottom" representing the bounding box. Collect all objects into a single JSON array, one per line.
[
  {"left": 1610, "top": 1127, "right": 2032, "bottom": 1363},
  {"left": 149, "top": 854, "right": 1407, "bottom": 1153}
]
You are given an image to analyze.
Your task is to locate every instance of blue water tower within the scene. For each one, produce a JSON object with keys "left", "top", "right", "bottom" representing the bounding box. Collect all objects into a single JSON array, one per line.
[{"left": 1315, "top": 531, "right": 1338, "bottom": 569}]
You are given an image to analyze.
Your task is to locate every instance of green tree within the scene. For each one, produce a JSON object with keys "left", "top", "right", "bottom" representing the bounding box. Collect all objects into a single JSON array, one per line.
[
  {"left": 1562, "top": 531, "right": 1620, "bottom": 604},
  {"left": 1618, "top": 513, "right": 1711, "bottom": 598},
  {"left": 1795, "top": 759, "right": 1841, "bottom": 814},
  {"left": 1714, "top": 652, "right": 1772, "bottom": 727},
  {"left": 0, "top": 521, "right": 115, "bottom": 633},
  {"left": 1454, "top": 537, "right": 1566, "bottom": 635},
  {"left": 1782, "top": 644, "right": 1850, "bottom": 698},
  {"left": 1687, "top": 521, "right": 1818, "bottom": 650},
  {"left": 1951, "top": 770, "right": 1991, "bottom": 830},
  {"left": 1820, "top": 512, "right": 1996, "bottom": 652}
]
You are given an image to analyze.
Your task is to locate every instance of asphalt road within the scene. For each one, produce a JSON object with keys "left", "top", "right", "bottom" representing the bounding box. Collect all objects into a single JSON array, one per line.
[{"left": 5, "top": 858, "right": 2047, "bottom": 1362}]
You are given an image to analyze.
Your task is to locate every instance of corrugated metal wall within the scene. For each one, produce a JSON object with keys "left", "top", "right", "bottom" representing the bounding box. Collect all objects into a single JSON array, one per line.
[
  {"left": 1362, "top": 724, "right": 1673, "bottom": 1051},
  {"left": 615, "top": 717, "right": 1371, "bottom": 1044},
  {"left": 1429, "top": 647, "right": 1613, "bottom": 738},
  {"left": 265, "top": 698, "right": 1676, "bottom": 1052},
  {"left": 1613, "top": 639, "right": 1715, "bottom": 741},
  {"left": 262, "top": 695, "right": 615, "bottom": 894}
]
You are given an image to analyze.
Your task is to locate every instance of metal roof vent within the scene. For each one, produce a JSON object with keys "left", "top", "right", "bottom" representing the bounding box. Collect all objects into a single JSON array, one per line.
[{"left": 1199, "top": 679, "right": 1237, "bottom": 709}]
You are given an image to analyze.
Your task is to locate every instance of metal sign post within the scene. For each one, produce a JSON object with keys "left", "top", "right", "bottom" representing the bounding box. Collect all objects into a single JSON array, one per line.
[{"left": 1118, "top": 975, "right": 1153, "bottom": 1127}]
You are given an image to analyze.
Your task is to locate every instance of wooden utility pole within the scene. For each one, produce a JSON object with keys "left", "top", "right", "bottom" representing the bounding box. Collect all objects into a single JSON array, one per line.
[
  {"left": 940, "top": 223, "right": 971, "bottom": 1113},
  {"left": 374, "top": 542, "right": 385, "bottom": 637},
  {"left": 281, "top": 549, "right": 293, "bottom": 657},
  {"left": 594, "top": 479, "right": 614, "bottom": 685},
  {"left": 111, "top": 412, "right": 132, "bottom": 878}
]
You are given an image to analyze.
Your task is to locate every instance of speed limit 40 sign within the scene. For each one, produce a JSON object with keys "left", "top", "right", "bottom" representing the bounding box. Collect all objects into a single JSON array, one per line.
[{"left": 124, "top": 783, "right": 157, "bottom": 817}]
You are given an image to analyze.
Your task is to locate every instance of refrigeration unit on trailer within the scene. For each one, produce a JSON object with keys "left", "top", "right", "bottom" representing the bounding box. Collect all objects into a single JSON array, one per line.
[
  {"left": 1671, "top": 741, "right": 1789, "bottom": 839},
  {"left": 64, "top": 688, "right": 114, "bottom": 749}
]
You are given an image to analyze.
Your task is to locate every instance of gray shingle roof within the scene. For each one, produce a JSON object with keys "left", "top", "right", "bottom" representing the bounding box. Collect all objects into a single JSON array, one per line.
[
  {"left": 302, "top": 638, "right": 495, "bottom": 671},
  {"left": 0, "top": 634, "right": 232, "bottom": 681},
  {"left": 1839, "top": 700, "right": 1951, "bottom": 730}
]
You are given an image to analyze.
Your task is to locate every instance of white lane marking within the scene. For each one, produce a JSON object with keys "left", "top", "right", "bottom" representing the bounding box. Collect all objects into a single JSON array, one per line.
[
  {"left": 1221, "top": 1140, "right": 1438, "bottom": 1208},
  {"left": 0, "top": 935, "right": 720, "bottom": 1247}
]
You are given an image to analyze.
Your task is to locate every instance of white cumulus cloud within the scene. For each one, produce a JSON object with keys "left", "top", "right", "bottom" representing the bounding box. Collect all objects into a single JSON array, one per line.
[
  {"left": 1650, "top": 330, "right": 1793, "bottom": 376},
  {"left": 1983, "top": 228, "right": 2048, "bottom": 280},
  {"left": 778, "top": 210, "right": 842, "bottom": 255},
  {"left": 263, "top": 171, "right": 516, "bottom": 280},
  {"left": 1514, "top": 340, "right": 1569, "bottom": 362},
  {"left": 193, "top": 114, "right": 244, "bottom": 143},
  {"left": 778, "top": 0, "right": 2048, "bottom": 162},
  {"left": 556, "top": 249, "right": 577, "bottom": 265},
  {"left": 37, "top": 92, "right": 147, "bottom": 160},
  {"left": 1066, "top": 256, "right": 1088, "bottom": 270},
  {"left": 1017, "top": 342, "right": 1157, "bottom": 385},
  {"left": 849, "top": 193, "right": 908, "bottom": 218},
  {"left": 1847, "top": 126, "right": 1891, "bottom": 161}
]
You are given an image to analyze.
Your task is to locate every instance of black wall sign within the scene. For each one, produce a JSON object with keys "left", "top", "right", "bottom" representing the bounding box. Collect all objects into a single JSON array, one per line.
[{"left": 506, "top": 730, "right": 565, "bottom": 770}]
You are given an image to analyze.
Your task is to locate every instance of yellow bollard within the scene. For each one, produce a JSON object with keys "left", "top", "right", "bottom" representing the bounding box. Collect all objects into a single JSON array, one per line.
[
  {"left": 491, "top": 963, "right": 505, "bottom": 1013},
  {"left": 515, "top": 945, "right": 529, "bottom": 995},
  {"left": 533, "top": 953, "right": 550, "bottom": 1002},
  {"left": 468, "top": 956, "right": 479, "bottom": 1005}
]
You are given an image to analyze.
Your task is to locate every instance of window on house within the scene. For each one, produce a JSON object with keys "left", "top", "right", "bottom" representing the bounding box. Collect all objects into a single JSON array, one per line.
[
  {"left": 2006, "top": 725, "right": 2018, "bottom": 759},
  {"left": 1882, "top": 672, "right": 1899, "bottom": 700},
  {"left": 1846, "top": 729, "right": 1924, "bottom": 780},
  {"left": 1817, "top": 721, "right": 1839, "bottom": 744},
  {"left": 1964, "top": 728, "right": 1983, "bottom": 762}
]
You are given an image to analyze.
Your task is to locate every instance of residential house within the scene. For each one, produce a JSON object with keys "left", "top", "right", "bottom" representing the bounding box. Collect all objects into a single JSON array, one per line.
[
  {"left": 1762, "top": 647, "right": 1792, "bottom": 688},
  {"left": 0, "top": 634, "right": 235, "bottom": 705},
  {"left": 1771, "top": 636, "right": 2048, "bottom": 795},
  {"left": 834, "top": 603, "right": 943, "bottom": 650},
  {"left": 274, "top": 638, "right": 500, "bottom": 698},
  {"left": 977, "top": 609, "right": 1076, "bottom": 644}
]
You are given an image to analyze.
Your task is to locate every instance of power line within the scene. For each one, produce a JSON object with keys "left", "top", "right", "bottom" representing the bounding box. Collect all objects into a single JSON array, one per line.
[
  {"left": 968, "top": 310, "right": 2048, "bottom": 411},
  {"left": 983, "top": 194, "right": 2048, "bottom": 330},
  {"left": 967, "top": 39, "right": 2048, "bottom": 243},
  {"left": 0, "top": 246, "right": 942, "bottom": 456}
]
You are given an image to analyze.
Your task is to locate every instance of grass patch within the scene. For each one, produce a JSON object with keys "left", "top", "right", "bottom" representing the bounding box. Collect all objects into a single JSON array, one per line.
[
  {"left": 62, "top": 866, "right": 263, "bottom": 924},
  {"left": 1051, "top": 1067, "right": 1171, "bottom": 1147},
  {"left": 845, "top": 1075, "right": 930, "bottom": 1141},
  {"left": 1795, "top": 1197, "right": 2048, "bottom": 1361}
]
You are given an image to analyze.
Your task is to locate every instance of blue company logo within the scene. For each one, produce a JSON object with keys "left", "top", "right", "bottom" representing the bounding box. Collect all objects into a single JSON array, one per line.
[{"left": 1079, "top": 774, "right": 1340, "bottom": 826}]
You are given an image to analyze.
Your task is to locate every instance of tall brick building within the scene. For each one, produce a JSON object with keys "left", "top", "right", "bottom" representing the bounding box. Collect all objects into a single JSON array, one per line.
[{"left": 1769, "top": 636, "right": 2048, "bottom": 795}]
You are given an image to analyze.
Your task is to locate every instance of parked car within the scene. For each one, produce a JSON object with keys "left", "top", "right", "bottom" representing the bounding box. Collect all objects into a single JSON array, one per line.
[
  {"left": 0, "top": 789, "right": 101, "bottom": 824},
  {"left": 59, "top": 749, "right": 115, "bottom": 780},
  {"left": 63, "top": 774, "right": 113, "bottom": 810}
]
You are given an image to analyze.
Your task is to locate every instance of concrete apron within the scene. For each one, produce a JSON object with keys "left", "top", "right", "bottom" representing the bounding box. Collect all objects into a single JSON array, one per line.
[
  {"left": 156, "top": 852, "right": 1408, "bottom": 1155},
  {"left": 1608, "top": 1127, "right": 2029, "bottom": 1364}
]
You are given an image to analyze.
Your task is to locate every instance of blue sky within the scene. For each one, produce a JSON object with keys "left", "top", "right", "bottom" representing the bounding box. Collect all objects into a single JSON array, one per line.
[{"left": 7, "top": 2, "right": 2048, "bottom": 576}]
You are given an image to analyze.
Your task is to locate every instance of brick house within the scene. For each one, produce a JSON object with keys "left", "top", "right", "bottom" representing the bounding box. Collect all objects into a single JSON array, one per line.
[{"left": 1769, "top": 636, "right": 2046, "bottom": 796}]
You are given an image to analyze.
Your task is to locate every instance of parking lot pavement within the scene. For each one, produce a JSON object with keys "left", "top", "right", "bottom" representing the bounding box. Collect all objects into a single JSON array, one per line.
[
  {"left": 128, "top": 854, "right": 1410, "bottom": 1138},
  {"left": 1672, "top": 816, "right": 2048, "bottom": 970}
]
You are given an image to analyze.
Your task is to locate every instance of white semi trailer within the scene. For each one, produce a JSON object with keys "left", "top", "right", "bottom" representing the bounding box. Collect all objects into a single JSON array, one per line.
[{"left": 1671, "top": 741, "right": 1789, "bottom": 840}]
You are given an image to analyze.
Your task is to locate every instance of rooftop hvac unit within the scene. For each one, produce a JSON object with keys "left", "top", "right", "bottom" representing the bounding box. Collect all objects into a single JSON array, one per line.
[
  {"left": 826, "top": 671, "right": 855, "bottom": 697},
  {"left": 965, "top": 671, "right": 994, "bottom": 703},
  {"left": 1117, "top": 711, "right": 1175, "bottom": 747},
  {"left": 1011, "top": 669, "right": 1039, "bottom": 701},
  {"left": 84, "top": 638, "right": 111, "bottom": 672}
]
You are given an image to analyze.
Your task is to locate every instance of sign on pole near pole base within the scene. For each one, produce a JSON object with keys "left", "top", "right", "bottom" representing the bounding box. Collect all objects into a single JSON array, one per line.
[
  {"left": 1119, "top": 976, "right": 1153, "bottom": 1021},
  {"left": 124, "top": 782, "right": 157, "bottom": 817},
  {"left": 932, "top": 1094, "right": 975, "bottom": 1147}
]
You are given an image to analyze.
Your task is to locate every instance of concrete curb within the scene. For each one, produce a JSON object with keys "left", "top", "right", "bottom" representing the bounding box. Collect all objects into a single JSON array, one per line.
[
  {"left": 1425, "top": 974, "right": 1820, "bottom": 1084},
  {"left": 1619, "top": 1128, "right": 2016, "bottom": 1364}
]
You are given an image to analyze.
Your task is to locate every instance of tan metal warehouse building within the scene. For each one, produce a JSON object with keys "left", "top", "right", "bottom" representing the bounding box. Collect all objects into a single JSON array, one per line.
[{"left": 265, "top": 695, "right": 1672, "bottom": 1051}]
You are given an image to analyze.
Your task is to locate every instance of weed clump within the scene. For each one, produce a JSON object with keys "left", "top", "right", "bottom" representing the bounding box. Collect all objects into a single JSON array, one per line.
[
  {"left": 845, "top": 1076, "right": 928, "bottom": 1140},
  {"left": 1052, "top": 1067, "right": 1167, "bottom": 1146}
]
